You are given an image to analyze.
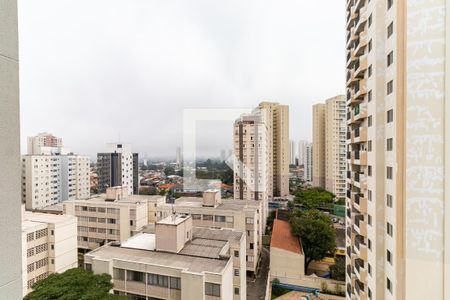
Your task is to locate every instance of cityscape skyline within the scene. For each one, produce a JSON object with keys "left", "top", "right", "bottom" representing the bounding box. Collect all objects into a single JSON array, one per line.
[{"left": 18, "top": 0, "right": 345, "bottom": 158}]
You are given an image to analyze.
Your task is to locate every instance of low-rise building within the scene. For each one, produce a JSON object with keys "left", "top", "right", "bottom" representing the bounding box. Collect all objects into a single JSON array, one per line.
[
  {"left": 157, "top": 190, "right": 263, "bottom": 273},
  {"left": 85, "top": 214, "right": 246, "bottom": 300},
  {"left": 22, "top": 209, "right": 78, "bottom": 296},
  {"left": 63, "top": 187, "right": 166, "bottom": 251}
]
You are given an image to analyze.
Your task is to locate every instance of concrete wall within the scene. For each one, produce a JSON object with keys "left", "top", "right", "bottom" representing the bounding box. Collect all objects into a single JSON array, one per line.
[
  {"left": 270, "top": 247, "right": 304, "bottom": 281},
  {"left": 0, "top": 0, "right": 22, "bottom": 297}
]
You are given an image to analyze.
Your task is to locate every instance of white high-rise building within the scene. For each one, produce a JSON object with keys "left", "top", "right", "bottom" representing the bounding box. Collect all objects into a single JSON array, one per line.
[
  {"left": 22, "top": 150, "right": 90, "bottom": 210},
  {"left": 297, "top": 140, "right": 308, "bottom": 166},
  {"left": 303, "top": 142, "right": 313, "bottom": 182},
  {"left": 0, "top": 0, "right": 23, "bottom": 296},
  {"left": 289, "top": 140, "right": 296, "bottom": 166},
  {"left": 27, "top": 133, "right": 63, "bottom": 155}
]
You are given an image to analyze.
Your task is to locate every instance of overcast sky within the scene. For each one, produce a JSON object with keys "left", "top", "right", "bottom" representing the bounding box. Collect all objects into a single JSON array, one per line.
[{"left": 18, "top": 0, "right": 345, "bottom": 159}]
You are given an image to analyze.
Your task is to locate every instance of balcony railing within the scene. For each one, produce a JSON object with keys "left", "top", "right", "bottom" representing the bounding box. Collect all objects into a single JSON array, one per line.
[
  {"left": 355, "top": 127, "right": 360, "bottom": 138},
  {"left": 354, "top": 172, "right": 360, "bottom": 182},
  {"left": 355, "top": 150, "right": 360, "bottom": 160}
]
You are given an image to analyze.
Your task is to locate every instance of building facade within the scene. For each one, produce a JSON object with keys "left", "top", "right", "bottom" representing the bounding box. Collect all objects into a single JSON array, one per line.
[
  {"left": 22, "top": 210, "right": 78, "bottom": 296},
  {"left": 303, "top": 142, "right": 313, "bottom": 182},
  {"left": 63, "top": 187, "right": 166, "bottom": 251},
  {"left": 85, "top": 215, "right": 246, "bottom": 300},
  {"left": 289, "top": 140, "right": 296, "bottom": 166},
  {"left": 0, "top": 0, "right": 23, "bottom": 296},
  {"left": 345, "top": 1, "right": 450, "bottom": 300},
  {"left": 258, "top": 102, "right": 290, "bottom": 197},
  {"left": 157, "top": 190, "right": 263, "bottom": 273},
  {"left": 22, "top": 153, "right": 90, "bottom": 210},
  {"left": 97, "top": 143, "right": 139, "bottom": 195},
  {"left": 312, "top": 96, "right": 346, "bottom": 200},
  {"left": 27, "top": 133, "right": 63, "bottom": 155}
]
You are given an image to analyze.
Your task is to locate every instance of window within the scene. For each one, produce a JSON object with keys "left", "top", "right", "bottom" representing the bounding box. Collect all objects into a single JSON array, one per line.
[
  {"left": 368, "top": 40, "right": 372, "bottom": 52},
  {"left": 368, "top": 14, "right": 372, "bottom": 27},
  {"left": 234, "top": 287, "right": 240, "bottom": 295},
  {"left": 127, "top": 270, "right": 145, "bottom": 283},
  {"left": 387, "top": 277, "right": 393, "bottom": 293},
  {"left": 387, "top": 109, "right": 394, "bottom": 123},
  {"left": 387, "top": 166, "right": 393, "bottom": 179},
  {"left": 169, "top": 277, "right": 181, "bottom": 290},
  {"left": 368, "top": 90, "right": 372, "bottom": 102},
  {"left": 368, "top": 115, "right": 372, "bottom": 127},
  {"left": 387, "top": 194, "right": 393, "bottom": 207},
  {"left": 97, "top": 207, "right": 106, "bottom": 213},
  {"left": 214, "top": 215, "right": 226, "bottom": 222},
  {"left": 368, "top": 264, "right": 372, "bottom": 276},
  {"left": 368, "top": 214, "right": 372, "bottom": 226},
  {"left": 368, "top": 65, "right": 372, "bottom": 77},
  {"left": 369, "top": 288, "right": 372, "bottom": 299},
  {"left": 387, "top": 249, "right": 392, "bottom": 264},
  {"left": 88, "top": 207, "right": 96, "bottom": 212},
  {"left": 234, "top": 269, "right": 240, "bottom": 276},
  {"left": 387, "top": 51, "right": 394, "bottom": 66},
  {"left": 387, "top": 80, "right": 394, "bottom": 94},
  {"left": 368, "top": 190, "right": 372, "bottom": 201},
  {"left": 192, "top": 214, "right": 201, "bottom": 220},
  {"left": 250, "top": 243, "right": 254, "bottom": 250},
  {"left": 387, "top": 222, "right": 393, "bottom": 236},
  {"left": 368, "top": 239, "right": 372, "bottom": 250},
  {"left": 388, "top": 22, "right": 394, "bottom": 37},
  {"left": 27, "top": 233, "right": 34, "bottom": 242},
  {"left": 246, "top": 217, "right": 254, "bottom": 224},
  {"left": 107, "top": 218, "right": 116, "bottom": 224},
  {"left": 368, "top": 140, "right": 372, "bottom": 152},
  {"left": 205, "top": 283, "right": 221, "bottom": 297},
  {"left": 27, "top": 248, "right": 35, "bottom": 257},
  {"left": 368, "top": 166, "right": 372, "bottom": 176},
  {"left": 85, "top": 263, "right": 92, "bottom": 271},
  {"left": 388, "top": 0, "right": 393, "bottom": 9},
  {"left": 202, "top": 215, "right": 213, "bottom": 221},
  {"left": 148, "top": 274, "right": 168, "bottom": 287},
  {"left": 387, "top": 138, "right": 393, "bottom": 151},
  {"left": 234, "top": 250, "right": 239, "bottom": 257},
  {"left": 113, "top": 268, "right": 125, "bottom": 280}
]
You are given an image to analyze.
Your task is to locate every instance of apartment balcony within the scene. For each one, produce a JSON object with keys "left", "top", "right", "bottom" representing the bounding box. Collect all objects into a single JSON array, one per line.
[
  {"left": 354, "top": 55, "right": 368, "bottom": 78},
  {"left": 347, "top": 28, "right": 358, "bottom": 49},
  {"left": 354, "top": 102, "right": 368, "bottom": 122},
  {"left": 355, "top": 240, "right": 368, "bottom": 261},
  {"left": 354, "top": 261, "right": 368, "bottom": 287},
  {"left": 354, "top": 150, "right": 367, "bottom": 166},
  {"left": 353, "top": 194, "right": 367, "bottom": 214},
  {"left": 354, "top": 3, "right": 367, "bottom": 34},
  {"left": 346, "top": 69, "right": 354, "bottom": 86},
  {"left": 351, "top": 127, "right": 367, "bottom": 144},
  {"left": 355, "top": 280, "right": 367, "bottom": 300},
  {"left": 354, "top": 217, "right": 367, "bottom": 236},
  {"left": 355, "top": 29, "right": 368, "bottom": 56},
  {"left": 353, "top": 78, "right": 367, "bottom": 100}
]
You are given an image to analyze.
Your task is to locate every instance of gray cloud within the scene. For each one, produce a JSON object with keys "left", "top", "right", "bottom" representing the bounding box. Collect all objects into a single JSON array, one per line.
[{"left": 18, "top": 0, "right": 345, "bottom": 159}]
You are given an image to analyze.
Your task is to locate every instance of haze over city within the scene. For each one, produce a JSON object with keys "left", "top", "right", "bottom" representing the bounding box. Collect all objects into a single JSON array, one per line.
[{"left": 18, "top": 0, "right": 345, "bottom": 158}]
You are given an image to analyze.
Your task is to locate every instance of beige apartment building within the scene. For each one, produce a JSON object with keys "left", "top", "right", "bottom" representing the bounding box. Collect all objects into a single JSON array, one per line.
[
  {"left": 85, "top": 214, "right": 246, "bottom": 300},
  {"left": 258, "top": 102, "right": 290, "bottom": 197},
  {"left": 157, "top": 190, "right": 263, "bottom": 273},
  {"left": 346, "top": 1, "right": 449, "bottom": 300},
  {"left": 22, "top": 209, "right": 78, "bottom": 296},
  {"left": 312, "top": 96, "right": 347, "bottom": 200},
  {"left": 0, "top": 0, "right": 23, "bottom": 297},
  {"left": 63, "top": 187, "right": 166, "bottom": 251}
]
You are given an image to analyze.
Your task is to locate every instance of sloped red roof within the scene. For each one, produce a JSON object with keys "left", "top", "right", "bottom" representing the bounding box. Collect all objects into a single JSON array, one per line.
[
  {"left": 158, "top": 183, "right": 177, "bottom": 190},
  {"left": 271, "top": 219, "right": 303, "bottom": 254}
]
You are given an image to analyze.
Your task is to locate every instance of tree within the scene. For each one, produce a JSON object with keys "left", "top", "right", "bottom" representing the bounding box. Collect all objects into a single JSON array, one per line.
[
  {"left": 330, "top": 256, "right": 345, "bottom": 281},
  {"left": 289, "top": 209, "right": 336, "bottom": 274},
  {"left": 24, "top": 268, "right": 126, "bottom": 300},
  {"left": 294, "top": 187, "right": 335, "bottom": 210},
  {"left": 164, "top": 166, "right": 176, "bottom": 176}
]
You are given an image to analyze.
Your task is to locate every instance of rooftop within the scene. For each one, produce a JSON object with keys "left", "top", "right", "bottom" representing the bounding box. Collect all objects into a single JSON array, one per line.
[
  {"left": 65, "top": 193, "right": 165, "bottom": 205},
  {"left": 24, "top": 210, "right": 76, "bottom": 225},
  {"left": 157, "top": 214, "right": 190, "bottom": 225},
  {"left": 170, "top": 196, "right": 261, "bottom": 212},
  {"left": 271, "top": 219, "right": 303, "bottom": 255}
]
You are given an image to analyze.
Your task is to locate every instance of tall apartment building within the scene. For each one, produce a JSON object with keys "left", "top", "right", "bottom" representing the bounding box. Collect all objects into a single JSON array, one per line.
[
  {"left": 22, "top": 209, "right": 77, "bottom": 296},
  {"left": 157, "top": 190, "right": 263, "bottom": 273},
  {"left": 22, "top": 150, "right": 90, "bottom": 210},
  {"left": 27, "top": 133, "right": 63, "bottom": 155},
  {"left": 302, "top": 142, "right": 313, "bottom": 182},
  {"left": 289, "top": 140, "right": 296, "bottom": 165},
  {"left": 345, "top": 1, "right": 449, "bottom": 300},
  {"left": 63, "top": 187, "right": 166, "bottom": 251},
  {"left": 297, "top": 140, "right": 308, "bottom": 167},
  {"left": 233, "top": 111, "right": 270, "bottom": 203},
  {"left": 97, "top": 143, "right": 139, "bottom": 195},
  {"left": 258, "top": 102, "right": 290, "bottom": 197},
  {"left": 0, "top": 0, "right": 23, "bottom": 296},
  {"left": 85, "top": 214, "right": 246, "bottom": 300},
  {"left": 312, "top": 96, "right": 346, "bottom": 199}
]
